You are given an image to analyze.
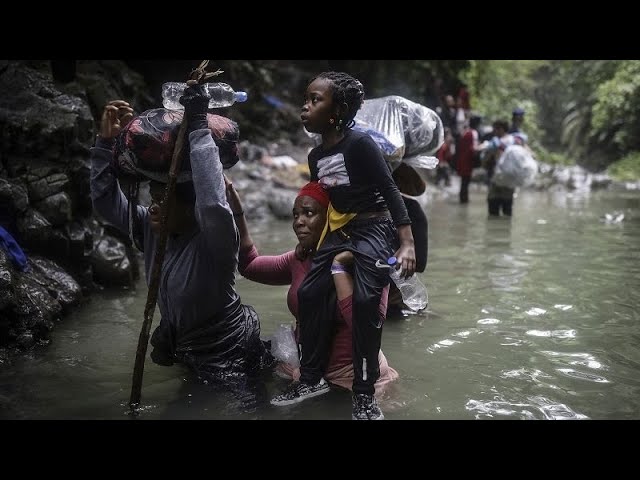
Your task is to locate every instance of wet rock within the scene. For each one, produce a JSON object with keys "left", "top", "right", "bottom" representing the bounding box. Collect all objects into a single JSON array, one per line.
[
  {"left": 16, "top": 208, "right": 52, "bottom": 252},
  {"left": 268, "top": 188, "right": 299, "bottom": 219},
  {"left": 16, "top": 332, "right": 35, "bottom": 350},
  {"left": 33, "top": 192, "right": 73, "bottom": 227},
  {"left": 0, "top": 178, "right": 29, "bottom": 214},
  {"left": 27, "top": 256, "right": 82, "bottom": 310},
  {"left": 26, "top": 173, "right": 70, "bottom": 202}
]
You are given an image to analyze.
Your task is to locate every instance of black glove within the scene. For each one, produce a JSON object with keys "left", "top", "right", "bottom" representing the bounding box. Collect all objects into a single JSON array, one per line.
[{"left": 179, "top": 84, "right": 210, "bottom": 131}]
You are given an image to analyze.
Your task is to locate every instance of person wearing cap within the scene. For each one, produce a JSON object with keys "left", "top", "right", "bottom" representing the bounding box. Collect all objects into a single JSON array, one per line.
[
  {"left": 481, "top": 119, "right": 518, "bottom": 216},
  {"left": 509, "top": 107, "right": 525, "bottom": 134},
  {"left": 226, "top": 179, "right": 399, "bottom": 396},
  {"left": 89, "top": 91, "right": 272, "bottom": 397}
]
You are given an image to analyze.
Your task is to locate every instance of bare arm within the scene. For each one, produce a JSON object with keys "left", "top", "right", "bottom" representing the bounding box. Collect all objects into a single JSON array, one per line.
[
  {"left": 395, "top": 224, "right": 416, "bottom": 279},
  {"left": 224, "top": 175, "right": 253, "bottom": 253},
  {"left": 332, "top": 250, "right": 355, "bottom": 301},
  {"left": 224, "top": 176, "right": 293, "bottom": 285}
]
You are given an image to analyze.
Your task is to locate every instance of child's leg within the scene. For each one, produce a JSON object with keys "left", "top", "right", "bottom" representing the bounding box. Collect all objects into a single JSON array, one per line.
[
  {"left": 297, "top": 233, "right": 345, "bottom": 386},
  {"left": 349, "top": 219, "right": 396, "bottom": 395},
  {"left": 351, "top": 257, "right": 385, "bottom": 395}
]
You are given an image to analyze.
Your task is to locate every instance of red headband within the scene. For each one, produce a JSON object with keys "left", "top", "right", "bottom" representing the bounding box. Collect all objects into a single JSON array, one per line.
[{"left": 297, "top": 181, "right": 329, "bottom": 208}]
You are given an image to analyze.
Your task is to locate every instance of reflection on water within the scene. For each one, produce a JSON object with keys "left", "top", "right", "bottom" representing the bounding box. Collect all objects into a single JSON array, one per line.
[{"left": 1, "top": 187, "right": 640, "bottom": 420}]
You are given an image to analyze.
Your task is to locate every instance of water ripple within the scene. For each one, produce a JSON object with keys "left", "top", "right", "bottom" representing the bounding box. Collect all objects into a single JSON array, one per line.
[
  {"left": 477, "top": 318, "right": 501, "bottom": 325},
  {"left": 526, "top": 329, "right": 577, "bottom": 339},
  {"left": 554, "top": 304, "right": 573, "bottom": 311},
  {"left": 541, "top": 350, "right": 607, "bottom": 371},
  {"left": 556, "top": 368, "right": 610, "bottom": 383},
  {"left": 466, "top": 394, "right": 589, "bottom": 420},
  {"left": 500, "top": 368, "right": 553, "bottom": 382}
]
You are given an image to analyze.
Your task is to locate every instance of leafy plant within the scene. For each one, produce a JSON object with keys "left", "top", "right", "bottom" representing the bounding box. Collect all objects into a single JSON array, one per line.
[{"left": 607, "top": 152, "right": 640, "bottom": 181}]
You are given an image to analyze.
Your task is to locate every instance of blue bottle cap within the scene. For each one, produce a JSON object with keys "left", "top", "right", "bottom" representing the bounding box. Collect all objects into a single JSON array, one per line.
[
  {"left": 387, "top": 256, "right": 398, "bottom": 266},
  {"left": 236, "top": 91, "right": 248, "bottom": 103}
]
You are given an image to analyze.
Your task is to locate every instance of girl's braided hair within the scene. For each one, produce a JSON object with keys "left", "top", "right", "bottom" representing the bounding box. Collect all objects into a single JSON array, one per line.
[{"left": 312, "top": 71, "right": 365, "bottom": 131}]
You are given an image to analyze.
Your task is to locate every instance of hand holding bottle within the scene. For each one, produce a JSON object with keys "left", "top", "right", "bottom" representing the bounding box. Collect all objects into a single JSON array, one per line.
[
  {"left": 179, "top": 82, "right": 209, "bottom": 132},
  {"left": 381, "top": 256, "right": 428, "bottom": 312},
  {"left": 163, "top": 82, "right": 248, "bottom": 111},
  {"left": 394, "top": 224, "right": 416, "bottom": 278}
]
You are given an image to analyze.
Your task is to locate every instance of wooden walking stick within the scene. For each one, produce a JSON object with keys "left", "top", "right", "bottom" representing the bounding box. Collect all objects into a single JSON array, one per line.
[{"left": 129, "top": 60, "right": 224, "bottom": 413}]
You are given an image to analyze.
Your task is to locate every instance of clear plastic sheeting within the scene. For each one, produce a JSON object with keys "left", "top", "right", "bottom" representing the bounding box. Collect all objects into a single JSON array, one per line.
[
  {"left": 355, "top": 95, "right": 444, "bottom": 171},
  {"left": 269, "top": 323, "right": 300, "bottom": 367},
  {"left": 402, "top": 155, "right": 439, "bottom": 171},
  {"left": 353, "top": 97, "right": 406, "bottom": 165},
  {"left": 396, "top": 96, "right": 443, "bottom": 158},
  {"left": 493, "top": 145, "right": 539, "bottom": 188}
]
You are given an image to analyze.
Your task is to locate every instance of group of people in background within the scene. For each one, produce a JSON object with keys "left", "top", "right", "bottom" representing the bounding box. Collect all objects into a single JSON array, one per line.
[{"left": 434, "top": 84, "right": 529, "bottom": 217}]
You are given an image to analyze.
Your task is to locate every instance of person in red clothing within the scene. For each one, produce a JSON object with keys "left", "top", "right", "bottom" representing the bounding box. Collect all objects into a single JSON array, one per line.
[
  {"left": 435, "top": 127, "right": 454, "bottom": 187},
  {"left": 225, "top": 179, "right": 399, "bottom": 398},
  {"left": 455, "top": 115, "right": 482, "bottom": 204},
  {"left": 457, "top": 83, "right": 471, "bottom": 112}
]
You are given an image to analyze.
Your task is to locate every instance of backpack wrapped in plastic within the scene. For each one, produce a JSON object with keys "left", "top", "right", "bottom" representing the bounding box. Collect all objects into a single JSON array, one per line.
[
  {"left": 353, "top": 95, "right": 443, "bottom": 171},
  {"left": 396, "top": 96, "right": 444, "bottom": 158},
  {"left": 113, "top": 108, "right": 240, "bottom": 183},
  {"left": 492, "top": 144, "right": 538, "bottom": 188},
  {"left": 353, "top": 96, "right": 406, "bottom": 165}
]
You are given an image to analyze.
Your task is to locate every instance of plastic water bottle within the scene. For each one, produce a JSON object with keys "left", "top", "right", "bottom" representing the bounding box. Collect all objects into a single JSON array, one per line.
[
  {"left": 386, "top": 256, "right": 428, "bottom": 312},
  {"left": 161, "top": 82, "right": 248, "bottom": 110}
]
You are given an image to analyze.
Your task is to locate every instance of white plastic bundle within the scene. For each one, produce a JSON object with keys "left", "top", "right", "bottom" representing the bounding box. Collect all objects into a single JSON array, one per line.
[
  {"left": 354, "top": 96, "right": 444, "bottom": 171},
  {"left": 493, "top": 145, "right": 538, "bottom": 188},
  {"left": 353, "top": 96, "right": 406, "bottom": 167}
]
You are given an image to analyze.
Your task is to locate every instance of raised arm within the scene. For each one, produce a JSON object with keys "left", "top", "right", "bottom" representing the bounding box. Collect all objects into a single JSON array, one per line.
[
  {"left": 179, "top": 84, "right": 237, "bottom": 253},
  {"left": 224, "top": 175, "right": 293, "bottom": 285},
  {"left": 90, "top": 100, "right": 146, "bottom": 235},
  {"left": 224, "top": 175, "right": 254, "bottom": 253}
]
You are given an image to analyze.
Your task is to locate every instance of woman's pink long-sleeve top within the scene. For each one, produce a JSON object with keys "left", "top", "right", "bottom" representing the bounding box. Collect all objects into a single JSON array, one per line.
[{"left": 238, "top": 245, "right": 398, "bottom": 393}]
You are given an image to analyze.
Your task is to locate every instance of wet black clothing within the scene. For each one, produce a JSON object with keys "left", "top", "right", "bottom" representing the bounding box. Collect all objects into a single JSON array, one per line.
[
  {"left": 488, "top": 183, "right": 515, "bottom": 216},
  {"left": 308, "top": 129, "right": 410, "bottom": 226}
]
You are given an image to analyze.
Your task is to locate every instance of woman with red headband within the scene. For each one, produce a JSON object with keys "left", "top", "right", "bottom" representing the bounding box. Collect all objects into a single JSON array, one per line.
[{"left": 225, "top": 179, "right": 398, "bottom": 398}]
